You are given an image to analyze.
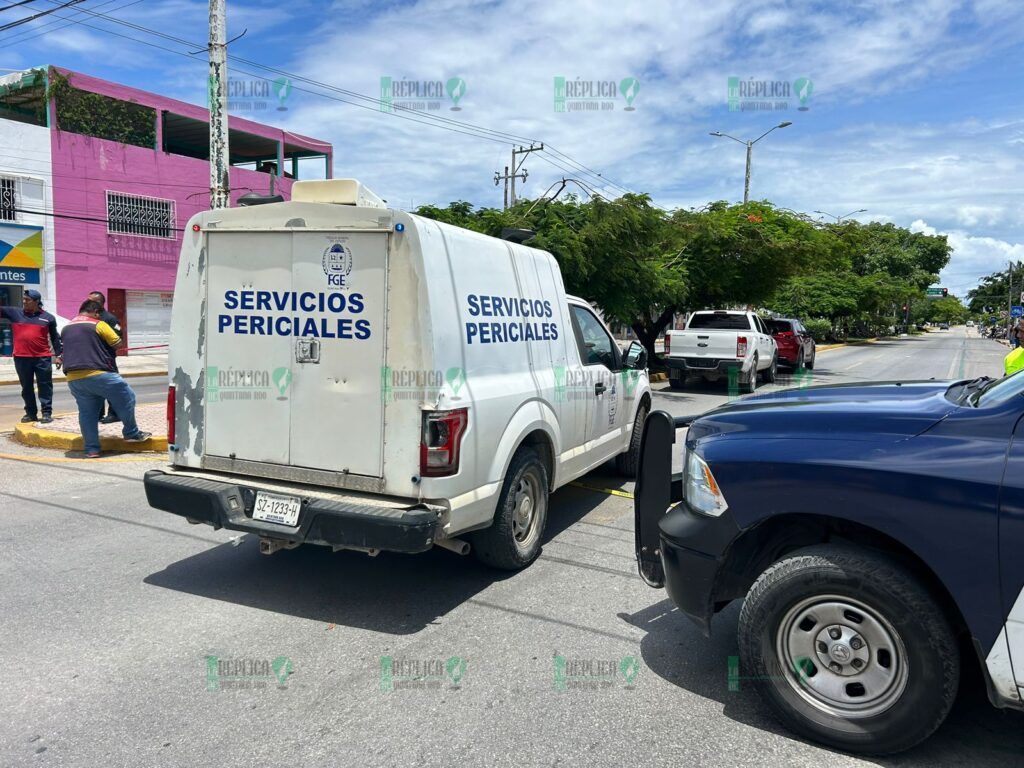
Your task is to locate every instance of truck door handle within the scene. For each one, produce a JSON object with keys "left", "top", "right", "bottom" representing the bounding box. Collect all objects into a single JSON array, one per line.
[{"left": 595, "top": 382, "right": 606, "bottom": 395}]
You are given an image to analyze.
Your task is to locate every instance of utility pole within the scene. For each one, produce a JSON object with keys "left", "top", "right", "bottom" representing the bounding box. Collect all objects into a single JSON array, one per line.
[
  {"left": 208, "top": 0, "right": 230, "bottom": 209},
  {"left": 510, "top": 143, "right": 543, "bottom": 207},
  {"left": 493, "top": 165, "right": 511, "bottom": 210},
  {"left": 1009, "top": 261, "right": 1014, "bottom": 337}
]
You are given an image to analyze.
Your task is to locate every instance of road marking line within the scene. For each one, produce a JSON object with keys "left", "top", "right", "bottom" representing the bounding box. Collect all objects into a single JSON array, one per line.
[{"left": 569, "top": 481, "right": 635, "bottom": 499}]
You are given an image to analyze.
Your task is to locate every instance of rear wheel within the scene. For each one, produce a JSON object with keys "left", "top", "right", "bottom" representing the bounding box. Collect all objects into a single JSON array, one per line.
[
  {"left": 616, "top": 401, "right": 649, "bottom": 477},
  {"left": 740, "top": 357, "right": 758, "bottom": 394},
  {"left": 806, "top": 347, "right": 816, "bottom": 370},
  {"left": 737, "top": 545, "right": 959, "bottom": 755},
  {"left": 795, "top": 349, "right": 805, "bottom": 371},
  {"left": 471, "top": 447, "right": 549, "bottom": 570},
  {"left": 763, "top": 354, "right": 778, "bottom": 383}
]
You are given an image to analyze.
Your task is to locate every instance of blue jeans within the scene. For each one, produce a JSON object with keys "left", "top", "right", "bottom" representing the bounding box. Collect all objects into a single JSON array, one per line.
[{"left": 68, "top": 372, "right": 143, "bottom": 453}]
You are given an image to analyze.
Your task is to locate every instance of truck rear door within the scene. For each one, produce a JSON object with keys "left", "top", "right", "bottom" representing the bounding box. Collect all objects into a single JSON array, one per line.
[{"left": 204, "top": 230, "right": 388, "bottom": 478}]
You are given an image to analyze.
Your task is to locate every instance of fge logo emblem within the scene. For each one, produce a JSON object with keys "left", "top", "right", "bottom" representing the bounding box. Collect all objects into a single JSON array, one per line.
[{"left": 322, "top": 241, "right": 353, "bottom": 288}]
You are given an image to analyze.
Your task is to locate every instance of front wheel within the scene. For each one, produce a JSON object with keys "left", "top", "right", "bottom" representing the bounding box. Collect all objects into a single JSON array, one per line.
[
  {"left": 471, "top": 447, "right": 549, "bottom": 570},
  {"left": 737, "top": 544, "right": 959, "bottom": 755},
  {"left": 616, "top": 401, "right": 649, "bottom": 477}
]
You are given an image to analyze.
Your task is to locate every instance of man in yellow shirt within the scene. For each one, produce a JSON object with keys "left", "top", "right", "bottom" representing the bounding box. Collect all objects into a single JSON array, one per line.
[{"left": 61, "top": 299, "right": 151, "bottom": 458}]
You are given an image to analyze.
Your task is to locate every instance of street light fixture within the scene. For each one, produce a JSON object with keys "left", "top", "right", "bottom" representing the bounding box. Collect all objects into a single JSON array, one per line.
[
  {"left": 709, "top": 121, "right": 792, "bottom": 204},
  {"left": 814, "top": 208, "right": 867, "bottom": 223}
]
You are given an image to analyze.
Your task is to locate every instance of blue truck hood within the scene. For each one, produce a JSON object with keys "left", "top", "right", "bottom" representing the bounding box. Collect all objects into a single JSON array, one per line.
[{"left": 688, "top": 381, "right": 958, "bottom": 443}]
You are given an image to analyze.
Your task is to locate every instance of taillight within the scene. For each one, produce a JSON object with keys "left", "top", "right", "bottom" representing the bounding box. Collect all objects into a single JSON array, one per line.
[
  {"left": 166, "top": 385, "right": 176, "bottom": 446},
  {"left": 664, "top": 334, "right": 671, "bottom": 355},
  {"left": 736, "top": 336, "right": 748, "bottom": 357},
  {"left": 777, "top": 331, "right": 794, "bottom": 338},
  {"left": 420, "top": 408, "right": 469, "bottom": 477}
]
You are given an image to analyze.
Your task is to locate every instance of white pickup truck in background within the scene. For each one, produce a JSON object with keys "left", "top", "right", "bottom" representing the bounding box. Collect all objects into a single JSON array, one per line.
[{"left": 663, "top": 310, "right": 778, "bottom": 392}]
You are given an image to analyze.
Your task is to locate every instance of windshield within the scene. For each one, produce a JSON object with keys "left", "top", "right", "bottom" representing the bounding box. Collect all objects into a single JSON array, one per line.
[
  {"left": 973, "top": 370, "right": 1024, "bottom": 407},
  {"left": 688, "top": 313, "right": 751, "bottom": 330}
]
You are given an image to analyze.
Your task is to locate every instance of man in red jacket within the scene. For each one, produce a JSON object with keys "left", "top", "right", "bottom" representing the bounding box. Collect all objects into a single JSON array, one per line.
[{"left": 0, "top": 289, "right": 62, "bottom": 424}]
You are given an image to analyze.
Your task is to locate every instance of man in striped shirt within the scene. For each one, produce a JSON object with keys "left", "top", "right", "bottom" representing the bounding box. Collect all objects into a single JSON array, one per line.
[{"left": 61, "top": 299, "right": 151, "bottom": 458}]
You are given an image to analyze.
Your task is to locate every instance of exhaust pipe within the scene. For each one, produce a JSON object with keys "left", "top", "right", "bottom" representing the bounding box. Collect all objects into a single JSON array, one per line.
[{"left": 434, "top": 537, "right": 471, "bottom": 556}]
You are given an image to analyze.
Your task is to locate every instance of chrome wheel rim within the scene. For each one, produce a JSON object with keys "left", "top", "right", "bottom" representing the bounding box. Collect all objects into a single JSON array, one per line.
[
  {"left": 775, "top": 595, "right": 909, "bottom": 718},
  {"left": 511, "top": 468, "right": 545, "bottom": 549}
]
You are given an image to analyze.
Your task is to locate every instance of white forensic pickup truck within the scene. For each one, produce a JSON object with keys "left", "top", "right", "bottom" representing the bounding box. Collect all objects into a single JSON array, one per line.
[{"left": 664, "top": 310, "right": 778, "bottom": 392}]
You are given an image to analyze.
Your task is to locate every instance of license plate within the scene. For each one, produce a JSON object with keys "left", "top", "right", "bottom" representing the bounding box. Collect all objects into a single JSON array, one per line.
[{"left": 252, "top": 491, "right": 302, "bottom": 526}]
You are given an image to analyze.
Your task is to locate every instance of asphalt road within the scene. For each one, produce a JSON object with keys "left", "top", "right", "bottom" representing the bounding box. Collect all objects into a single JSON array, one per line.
[
  {"left": 1, "top": 327, "right": 1020, "bottom": 767},
  {"left": 0, "top": 374, "right": 166, "bottom": 432}
]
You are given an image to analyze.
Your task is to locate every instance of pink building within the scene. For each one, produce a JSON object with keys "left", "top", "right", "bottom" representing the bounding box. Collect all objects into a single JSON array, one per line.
[{"left": 0, "top": 66, "right": 332, "bottom": 353}]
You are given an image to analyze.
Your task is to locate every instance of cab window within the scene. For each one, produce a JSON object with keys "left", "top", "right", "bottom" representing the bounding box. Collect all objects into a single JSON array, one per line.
[{"left": 570, "top": 305, "right": 618, "bottom": 368}]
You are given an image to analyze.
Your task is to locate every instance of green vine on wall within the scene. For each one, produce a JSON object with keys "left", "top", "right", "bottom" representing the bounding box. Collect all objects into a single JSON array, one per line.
[{"left": 48, "top": 70, "right": 156, "bottom": 148}]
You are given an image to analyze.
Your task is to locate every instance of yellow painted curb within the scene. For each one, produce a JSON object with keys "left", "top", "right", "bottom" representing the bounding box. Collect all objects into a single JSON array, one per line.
[
  {"left": 13, "top": 422, "right": 167, "bottom": 453},
  {"left": 650, "top": 372, "right": 668, "bottom": 382},
  {"left": 816, "top": 337, "right": 881, "bottom": 353},
  {"left": 0, "top": 370, "right": 166, "bottom": 386}
]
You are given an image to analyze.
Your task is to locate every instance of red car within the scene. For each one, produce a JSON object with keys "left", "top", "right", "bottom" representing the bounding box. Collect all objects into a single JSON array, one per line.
[{"left": 766, "top": 318, "right": 816, "bottom": 369}]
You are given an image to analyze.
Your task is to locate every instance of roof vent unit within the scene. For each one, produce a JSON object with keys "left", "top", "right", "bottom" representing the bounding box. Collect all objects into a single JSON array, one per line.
[{"left": 290, "top": 179, "right": 387, "bottom": 208}]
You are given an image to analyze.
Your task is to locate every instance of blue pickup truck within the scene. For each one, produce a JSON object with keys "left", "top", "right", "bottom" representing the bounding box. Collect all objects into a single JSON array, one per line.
[{"left": 635, "top": 375, "right": 1024, "bottom": 754}]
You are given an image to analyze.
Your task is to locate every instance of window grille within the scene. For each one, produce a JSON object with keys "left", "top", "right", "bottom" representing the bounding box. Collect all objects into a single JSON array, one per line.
[
  {"left": 0, "top": 177, "right": 15, "bottom": 222},
  {"left": 106, "top": 192, "right": 175, "bottom": 238}
]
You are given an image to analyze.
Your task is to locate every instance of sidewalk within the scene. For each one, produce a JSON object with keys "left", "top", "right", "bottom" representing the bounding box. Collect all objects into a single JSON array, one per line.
[
  {"left": 13, "top": 401, "right": 167, "bottom": 453},
  {"left": 0, "top": 352, "right": 168, "bottom": 385}
]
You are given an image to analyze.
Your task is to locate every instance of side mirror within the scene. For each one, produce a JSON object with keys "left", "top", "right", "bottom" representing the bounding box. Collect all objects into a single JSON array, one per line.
[{"left": 624, "top": 341, "right": 647, "bottom": 370}]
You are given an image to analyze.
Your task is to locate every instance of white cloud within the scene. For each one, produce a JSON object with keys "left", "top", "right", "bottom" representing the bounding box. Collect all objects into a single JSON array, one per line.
[{"left": 911, "top": 219, "right": 1024, "bottom": 295}]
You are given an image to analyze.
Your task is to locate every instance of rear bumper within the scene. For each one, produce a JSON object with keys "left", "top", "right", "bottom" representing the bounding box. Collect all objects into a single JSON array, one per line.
[
  {"left": 144, "top": 470, "right": 439, "bottom": 554},
  {"left": 665, "top": 357, "right": 745, "bottom": 377}
]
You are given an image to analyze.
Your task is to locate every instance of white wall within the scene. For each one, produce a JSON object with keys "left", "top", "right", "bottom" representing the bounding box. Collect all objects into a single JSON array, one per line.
[{"left": 0, "top": 117, "right": 56, "bottom": 312}]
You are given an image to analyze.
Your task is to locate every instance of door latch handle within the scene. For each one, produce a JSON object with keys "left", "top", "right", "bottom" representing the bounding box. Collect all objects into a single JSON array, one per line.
[
  {"left": 296, "top": 338, "right": 321, "bottom": 364},
  {"left": 595, "top": 382, "right": 607, "bottom": 395}
]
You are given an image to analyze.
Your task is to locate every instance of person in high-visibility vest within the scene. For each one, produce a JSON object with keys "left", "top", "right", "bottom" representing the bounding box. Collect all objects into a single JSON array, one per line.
[{"left": 1005, "top": 346, "right": 1024, "bottom": 376}]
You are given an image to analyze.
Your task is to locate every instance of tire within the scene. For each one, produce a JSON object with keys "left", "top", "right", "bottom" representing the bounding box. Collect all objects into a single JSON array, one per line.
[
  {"left": 668, "top": 374, "right": 686, "bottom": 390},
  {"left": 763, "top": 354, "right": 778, "bottom": 384},
  {"left": 740, "top": 357, "right": 758, "bottom": 394},
  {"left": 795, "top": 349, "right": 805, "bottom": 371},
  {"left": 616, "top": 401, "right": 649, "bottom": 477},
  {"left": 806, "top": 347, "right": 816, "bottom": 370},
  {"left": 471, "top": 447, "right": 549, "bottom": 570},
  {"left": 737, "top": 544, "right": 960, "bottom": 755}
]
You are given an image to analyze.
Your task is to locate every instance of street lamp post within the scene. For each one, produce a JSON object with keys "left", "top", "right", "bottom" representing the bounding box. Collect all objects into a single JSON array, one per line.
[
  {"left": 814, "top": 208, "right": 867, "bottom": 223},
  {"left": 710, "top": 121, "right": 792, "bottom": 204}
]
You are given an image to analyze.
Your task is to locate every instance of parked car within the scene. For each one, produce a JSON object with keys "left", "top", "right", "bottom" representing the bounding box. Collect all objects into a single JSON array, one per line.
[
  {"left": 144, "top": 179, "right": 651, "bottom": 571},
  {"left": 766, "top": 317, "right": 816, "bottom": 370},
  {"left": 664, "top": 310, "right": 777, "bottom": 392},
  {"left": 634, "top": 373, "right": 1024, "bottom": 754}
]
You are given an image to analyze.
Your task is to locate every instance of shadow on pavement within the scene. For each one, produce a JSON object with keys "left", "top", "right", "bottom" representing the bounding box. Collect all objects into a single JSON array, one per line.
[
  {"left": 622, "top": 599, "right": 1024, "bottom": 767},
  {"left": 143, "top": 478, "right": 612, "bottom": 634}
]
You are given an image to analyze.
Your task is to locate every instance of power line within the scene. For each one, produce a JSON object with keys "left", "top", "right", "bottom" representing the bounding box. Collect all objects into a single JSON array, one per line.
[
  {"left": 0, "top": 1, "right": 38, "bottom": 13},
  {"left": 0, "top": 0, "right": 81, "bottom": 32},
  {"left": 26, "top": 0, "right": 657, "bottom": 204},
  {"left": 1, "top": 0, "right": 139, "bottom": 46}
]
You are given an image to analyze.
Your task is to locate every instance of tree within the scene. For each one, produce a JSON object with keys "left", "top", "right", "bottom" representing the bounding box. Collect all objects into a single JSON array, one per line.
[{"left": 929, "top": 296, "right": 969, "bottom": 325}]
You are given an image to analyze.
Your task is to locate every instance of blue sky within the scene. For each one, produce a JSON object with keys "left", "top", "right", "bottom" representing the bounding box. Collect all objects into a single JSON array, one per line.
[{"left": 2, "top": 0, "right": 1023, "bottom": 295}]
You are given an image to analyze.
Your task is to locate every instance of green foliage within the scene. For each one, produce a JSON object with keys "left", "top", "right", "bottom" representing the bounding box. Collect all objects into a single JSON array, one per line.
[
  {"left": 929, "top": 296, "right": 969, "bottom": 325},
  {"left": 967, "top": 261, "right": 1023, "bottom": 314},
  {"left": 48, "top": 70, "right": 156, "bottom": 148},
  {"left": 414, "top": 193, "right": 956, "bottom": 356},
  {"left": 802, "top": 318, "right": 833, "bottom": 342}
]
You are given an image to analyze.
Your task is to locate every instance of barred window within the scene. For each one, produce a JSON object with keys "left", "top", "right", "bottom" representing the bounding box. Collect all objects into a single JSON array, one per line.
[
  {"left": 0, "top": 177, "right": 15, "bottom": 222},
  {"left": 106, "top": 192, "right": 175, "bottom": 238}
]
